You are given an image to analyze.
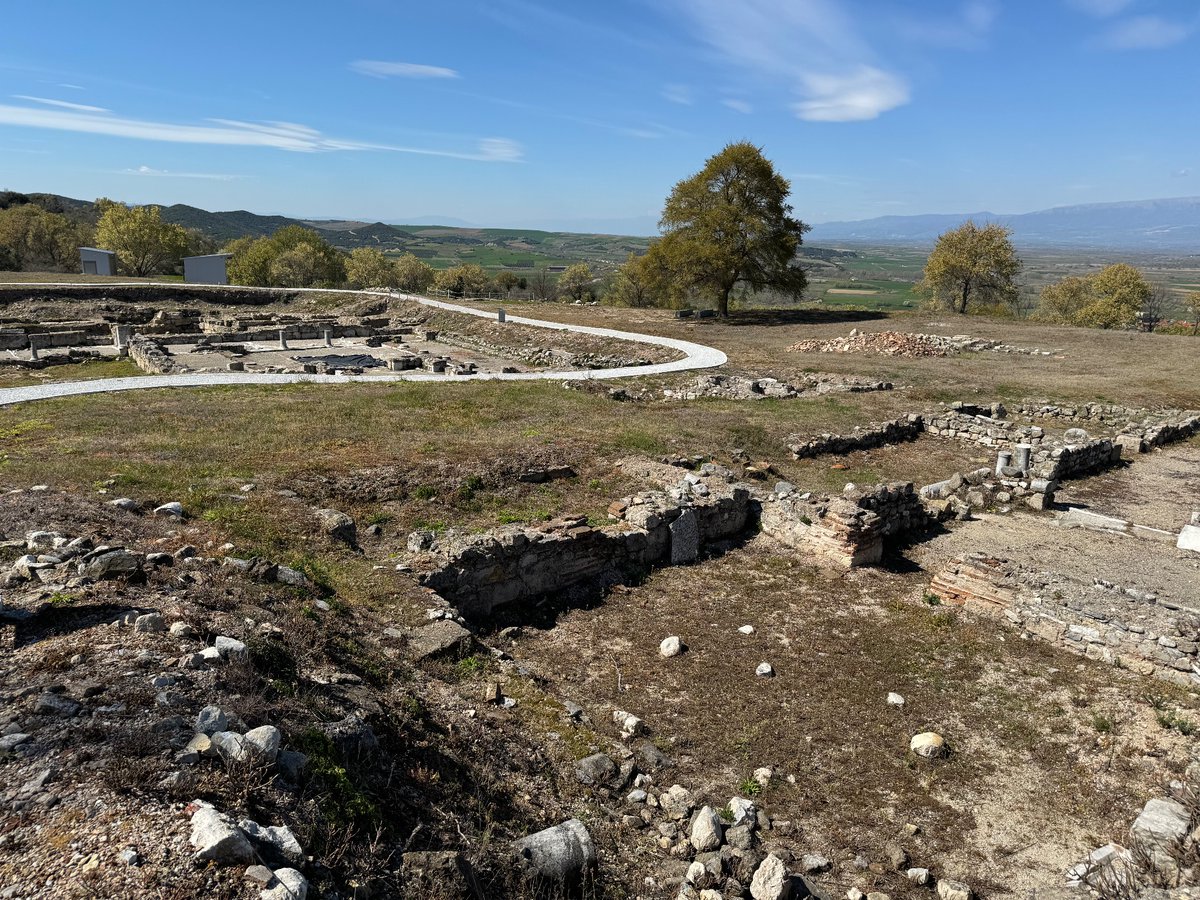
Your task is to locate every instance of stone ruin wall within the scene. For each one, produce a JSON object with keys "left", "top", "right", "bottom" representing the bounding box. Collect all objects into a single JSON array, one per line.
[
  {"left": 127, "top": 335, "right": 179, "bottom": 375},
  {"left": 788, "top": 415, "right": 924, "bottom": 459},
  {"left": 930, "top": 553, "right": 1200, "bottom": 688},
  {"left": 414, "top": 478, "right": 934, "bottom": 620}
]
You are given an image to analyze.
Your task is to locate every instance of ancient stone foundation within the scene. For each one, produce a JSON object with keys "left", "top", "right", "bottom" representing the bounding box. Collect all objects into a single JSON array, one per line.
[
  {"left": 930, "top": 553, "right": 1200, "bottom": 687},
  {"left": 788, "top": 416, "right": 923, "bottom": 459}
]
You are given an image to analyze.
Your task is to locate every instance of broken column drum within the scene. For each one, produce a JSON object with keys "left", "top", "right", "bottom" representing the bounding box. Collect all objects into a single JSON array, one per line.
[
  {"left": 279, "top": 329, "right": 289, "bottom": 350},
  {"left": 498, "top": 308, "right": 506, "bottom": 323},
  {"left": 995, "top": 450, "right": 1012, "bottom": 476},
  {"left": 1015, "top": 444, "right": 1032, "bottom": 473}
]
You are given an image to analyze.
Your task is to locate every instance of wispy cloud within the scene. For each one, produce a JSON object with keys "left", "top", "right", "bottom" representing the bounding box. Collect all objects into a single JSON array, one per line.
[
  {"left": 795, "top": 67, "right": 910, "bottom": 123},
  {"left": 897, "top": 0, "right": 998, "bottom": 48},
  {"left": 1096, "top": 15, "right": 1192, "bottom": 48},
  {"left": 722, "top": 98, "right": 753, "bottom": 114},
  {"left": 661, "top": 83, "right": 693, "bottom": 105},
  {"left": 13, "top": 94, "right": 109, "bottom": 113},
  {"left": 349, "top": 60, "right": 459, "bottom": 79},
  {"left": 666, "top": 0, "right": 909, "bottom": 122},
  {"left": 56, "top": 83, "right": 86, "bottom": 91},
  {"left": 1172, "top": 168, "right": 1191, "bottom": 178},
  {"left": 0, "top": 102, "right": 522, "bottom": 161},
  {"left": 123, "top": 165, "right": 242, "bottom": 181},
  {"left": 1066, "top": 0, "right": 1134, "bottom": 17}
]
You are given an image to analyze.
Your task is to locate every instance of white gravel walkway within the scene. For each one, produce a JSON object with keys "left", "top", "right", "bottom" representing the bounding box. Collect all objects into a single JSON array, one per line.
[{"left": 0, "top": 286, "right": 726, "bottom": 407}]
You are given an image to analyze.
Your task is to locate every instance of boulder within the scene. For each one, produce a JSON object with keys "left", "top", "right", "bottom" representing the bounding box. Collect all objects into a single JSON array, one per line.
[
  {"left": 82, "top": 549, "right": 141, "bottom": 580},
  {"left": 751, "top": 853, "right": 792, "bottom": 900},
  {"left": 575, "top": 753, "right": 619, "bottom": 787},
  {"left": 241, "top": 819, "right": 304, "bottom": 866},
  {"left": 909, "top": 732, "right": 945, "bottom": 758},
  {"left": 316, "top": 508, "right": 356, "bottom": 545},
  {"left": 260, "top": 867, "right": 307, "bottom": 900},
  {"left": 1130, "top": 798, "right": 1190, "bottom": 851},
  {"left": 514, "top": 819, "right": 595, "bottom": 882},
  {"left": 407, "top": 619, "right": 475, "bottom": 662},
  {"left": 660, "top": 785, "right": 694, "bottom": 820},
  {"left": 936, "top": 880, "right": 972, "bottom": 900},
  {"left": 244, "top": 725, "right": 282, "bottom": 762},
  {"left": 690, "top": 805, "right": 724, "bottom": 852},
  {"left": 210, "top": 731, "right": 251, "bottom": 764},
  {"left": 316, "top": 714, "right": 377, "bottom": 758},
  {"left": 660, "top": 636, "right": 684, "bottom": 658},
  {"left": 195, "top": 706, "right": 229, "bottom": 735},
  {"left": 134, "top": 613, "right": 166, "bottom": 633},
  {"left": 214, "top": 636, "right": 248, "bottom": 660},
  {"left": 154, "top": 502, "right": 184, "bottom": 519},
  {"left": 189, "top": 807, "right": 255, "bottom": 864},
  {"left": 756, "top": 662, "right": 775, "bottom": 677}
]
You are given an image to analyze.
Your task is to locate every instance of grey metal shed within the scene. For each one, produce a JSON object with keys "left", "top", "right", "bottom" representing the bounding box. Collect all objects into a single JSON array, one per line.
[
  {"left": 183, "top": 253, "right": 232, "bottom": 285},
  {"left": 79, "top": 247, "right": 117, "bottom": 277}
]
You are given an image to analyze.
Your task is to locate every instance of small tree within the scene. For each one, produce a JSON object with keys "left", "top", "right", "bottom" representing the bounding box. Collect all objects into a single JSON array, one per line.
[
  {"left": 1185, "top": 291, "right": 1200, "bottom": 334},
  {"left": 94, "top": 199, "right": 189, "bottom": 277},
  {"left": 606, "top": 253, "right": 660, "bottom": 307},
  {"left": 651, "top": 142, "right": 808, "bottom": 316},
  {"left": 1038, "top": 263, "right": 1151, "bottom": 329},
  {"left": 224, "top": 225, "right": 345, "bottom": 287},
  {"left": 557, "top": 263, "right": 593, "bottom": 303},
  {"left": 529, "top": 267, "right": 556, "bottom": 301},
  {"left": 434, "top": 263, "right": 489, "bottom": 298},
  {"left": 918, "top": 221, "right": 1022, "bottom": 314},
  {"left": 1139, "top": 283, "right": 1169, "bottom": 332},
  {"left": 346, "top": 247, "right": 399, "bottom": 289},
  {"left": 494, "top": 271, "right": 519, "bottom": 296},
  {"left": 394, "top": 253, "right": 435, "bottom": 293}
]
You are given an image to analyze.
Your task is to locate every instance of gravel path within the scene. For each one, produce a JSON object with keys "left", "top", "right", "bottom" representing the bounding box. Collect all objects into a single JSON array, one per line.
[{"left": 0, "top": 286, "right": 727, "bottom": 407}]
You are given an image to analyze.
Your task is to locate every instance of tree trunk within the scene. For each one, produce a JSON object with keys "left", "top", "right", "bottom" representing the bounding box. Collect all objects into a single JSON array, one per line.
[
  {"left": 958, "top": 280, "right": 971, "bottom": 314},
  {"left": 718, "top": 285, "right": 732, "bottom": 317}
]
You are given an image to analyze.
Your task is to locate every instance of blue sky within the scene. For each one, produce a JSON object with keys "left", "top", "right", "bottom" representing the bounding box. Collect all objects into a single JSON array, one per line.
[{"left": 2, "top": 0, "right": 1197, "bottom": 234}]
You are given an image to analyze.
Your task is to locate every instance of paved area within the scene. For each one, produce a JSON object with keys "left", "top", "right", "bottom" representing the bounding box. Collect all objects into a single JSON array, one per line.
[{"left": 0, "top": 287, "right": 727, "bottom": 407}]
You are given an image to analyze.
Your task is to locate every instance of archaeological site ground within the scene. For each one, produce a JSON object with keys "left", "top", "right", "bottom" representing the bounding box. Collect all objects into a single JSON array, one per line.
[{"left": 1, "top": 279, "right": 1198, "bottom": 900}]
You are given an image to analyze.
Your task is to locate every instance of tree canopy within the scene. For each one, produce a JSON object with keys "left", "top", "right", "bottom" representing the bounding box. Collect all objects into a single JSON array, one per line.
[
  {"left": 917, "top": 221, "right": 1022, "bottom": 314},
  {"left": 1038, "top": 263, "right": 1151, "bottom": 329},
  {"left": 394, "top": 253, "right": 435, "bottom": 294},
  {"left": 557, "top": 263, "right": 593, "bottom": 303},
  {"left": 433, "top": 263, "right": 489, "bottom": 298},
  {"left": 345, "top": 247, "right": 399, "bottom": 289},
  {"left": 645, "top": 142, "right": 808, "bottom": 316},
  {"left": 225, "top": 225, "right": 346, "bottom": 288},
  {"left": 94, "top": 199, "right": 190, "bottom": 277},
  {"left": 0, "top": 204, "right": 91, "bottom": 271},
  {"left": 606, "top": 253, "right": 661, "bottom": 308}
]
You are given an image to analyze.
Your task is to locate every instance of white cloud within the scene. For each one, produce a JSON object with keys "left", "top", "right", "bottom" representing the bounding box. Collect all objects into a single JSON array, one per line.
[
  {"left": 722, "top": 98, "right": 753, "bottom": 114},
  {"left": 13, "top": 95, "right": 109, "bottom": 113},
  {"left": 1096, "top": 15, "right": 1192, "bottom": 48},
  {"left": 1066, "top": 0, "right": 1135, "bottom": 17},
  {"left": 124, "top": 165, "right": 242, "bottom": 181},
  {"left": 666, "top": 0, "right": 910, "bottom": 122},
  {"left": 661, "top": 83, "right": 693, "bottom": 105},
  {"left": 0, "top": 102, "right": 522, "bottom": 161},
  {"left": 1172, "top": 168, "right": 1191, "bottom": 177},
  {"left": 794, "top": 67, "right": 910, "bottom": 122},
  {"left": 349, "top": 60, "right": 459, "bottom": 79}
]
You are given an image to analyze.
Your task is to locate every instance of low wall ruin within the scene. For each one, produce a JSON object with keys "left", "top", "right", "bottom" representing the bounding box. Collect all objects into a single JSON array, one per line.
[
  {"left": 788, "top": 415, "right": 923, "bottom": 459},
  {"left": 930, "top": 553, "right": 1200, "bottom": 687}
]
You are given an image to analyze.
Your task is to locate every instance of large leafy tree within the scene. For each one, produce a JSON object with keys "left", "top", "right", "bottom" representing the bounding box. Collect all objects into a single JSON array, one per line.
[
  {"left": 94, "top": 199, "right": 189, "bottom": 277},
  {"left": 1038, "top": 262, "right": 1150, "bottom": 329},
  {"left": 433, "top": 263, "right": 490, "bottom": 298},
  {"left": 0, "top": 204, "right": 91, "bottom": 271},
  {"left": 345, "top": 247, "right": 399, "bottom": 289},
  {"left": 394, "top": 252, "right": 435, "bottom": 293},
  {"left": 648, "top": 142, "right": 808, "bottom": 316},
  {"left": 225, "top": 225, "right": 346, "bottom": 288},
  {"left": 606, "top": 252, "right": 660, "bottom": 308},
  {"left": 557, "top": 262, "right": 593, "bottom": 303},
  {"left": 918, "top": 221, "right": 1022, "bottom": 314}
]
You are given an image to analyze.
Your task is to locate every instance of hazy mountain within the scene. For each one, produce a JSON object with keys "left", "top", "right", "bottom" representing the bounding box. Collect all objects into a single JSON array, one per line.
[{"left": 809, "top": 197, "right": 1200, "bottom": 250}]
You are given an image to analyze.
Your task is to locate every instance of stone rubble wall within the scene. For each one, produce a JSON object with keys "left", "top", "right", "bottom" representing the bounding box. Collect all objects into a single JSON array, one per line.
[
  {"left": 415, "top": 476, "right": 936, "bottom": 618},
  {"left": 788, "top": 415, "right": 924, "bottom": 459},
  {"left": 431, "top": 329, "right": 661, "bottom": 371},
  {"left": 127, "top": 335, "right": 180, "bottom": 375},
  {"left": 666, "top": 372, "right": 893, "bottom": 402},
  {"left": 416, "top": 487, "right": 751, "bottom": 620},
  {"left": 930, "top": 553, "right": 1200, "bottom": 688},
  {"left": 0, "top": 325, "right": 110, "bottom": 351}
]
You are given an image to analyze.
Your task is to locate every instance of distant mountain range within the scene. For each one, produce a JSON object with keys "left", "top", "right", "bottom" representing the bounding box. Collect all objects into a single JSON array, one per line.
[
  {"left": 808, "top": 197, "right": 1200, "bottom": 250},
  {"left": 8, "top": 190, "right": 1200, "bottom": 251}
]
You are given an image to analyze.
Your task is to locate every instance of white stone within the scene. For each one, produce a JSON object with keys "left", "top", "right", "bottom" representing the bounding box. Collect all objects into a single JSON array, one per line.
[
  {"left": 1177, "top": 524, "right": 1200, "bottom": 554},
  {"left": 909, "top": 732, "right": 945, "bottom": 758},
  {"left": 751, "top": 853, "right": 791, "bottom": 900},
  {"left": 689, "top": 805, "right": 723, "bottom": 852},
  {"left": 189, "top": 807, "right": 255, "bottom": 863},
  {"left": 755, "top": 662, "right": 774, "bottom": 677},
  {"left": 214, "top": 635, "right": 248, "bottom": 660},
  {"left": 906, "top": 867, "right": 930, "bottom": 885},
  {"left": 753, "top": 767, "right": 772, "bottom": 787},
  {"left": 729, "top": 797, "right": 756, "bottom": 826},
  {"left": 210, "top": 731, "right": 251, "bottom": 764},
  {"left": 660, "top": 636, "right": 683, "bottom": 658},
  {"left": 1130, "top": 798, "right": 1190, "bottom": 850},
  {"left": 195, "top": 706, "right": 228, "bottom": 735},
  {"left": 936, "top": 880, "right": 971, "bottom": 900},
  {"left": 154, "top": 502, "right": 184, "bottom": 519},
  {"left": 738, "top": 625, "right": 755, "bottom": 635},
  {"left": 244, "top": 725, "right": 282, "bottom": 762},
  {"left": 261, "top": 867, "right": 308, "bottom": 900},
  {"left": 887, "top": 692, "right": 905, "bottom": 707}
]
